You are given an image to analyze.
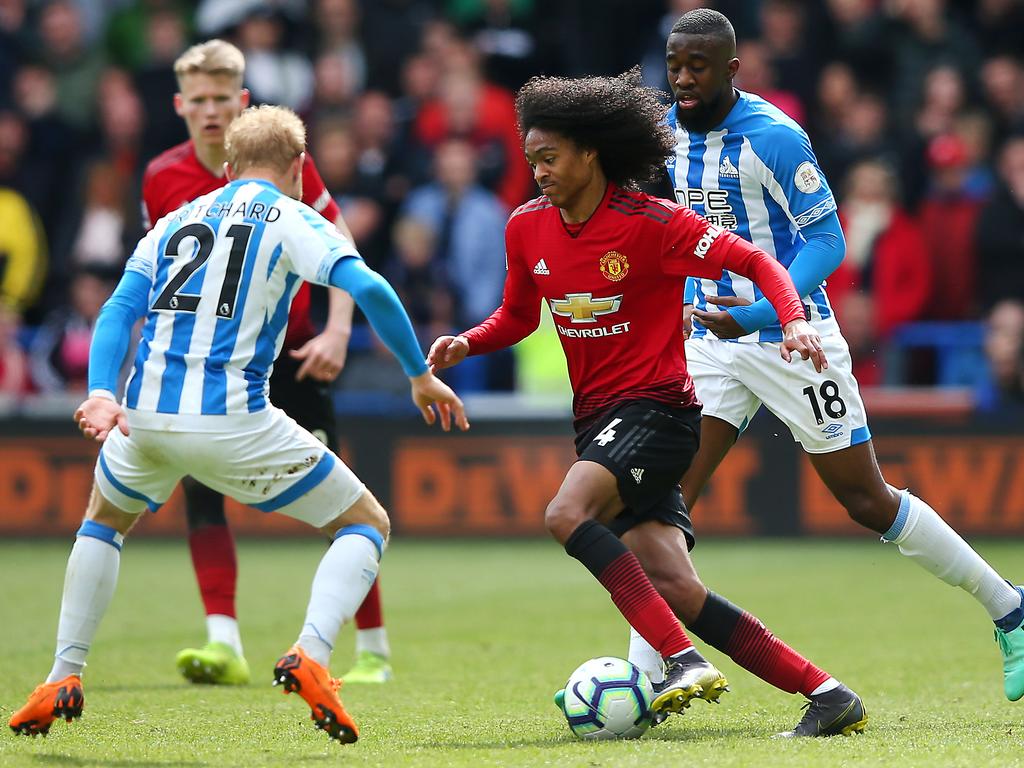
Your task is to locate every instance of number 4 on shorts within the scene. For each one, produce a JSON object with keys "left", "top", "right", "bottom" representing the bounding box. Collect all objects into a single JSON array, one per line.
[{"left": 594, "top": 418, "right": 623, "bottom": 447}]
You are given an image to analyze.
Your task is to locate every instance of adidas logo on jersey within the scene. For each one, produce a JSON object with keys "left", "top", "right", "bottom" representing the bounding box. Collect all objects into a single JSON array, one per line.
[
  {"left": 631, "top": 467, "right": 644, "bottom": 484},
  {"left": 533, "top": 259, "right": 550, "bottom": 275},
  {"left": 719, "top": 156, "right": 739, "bottom": 178}
]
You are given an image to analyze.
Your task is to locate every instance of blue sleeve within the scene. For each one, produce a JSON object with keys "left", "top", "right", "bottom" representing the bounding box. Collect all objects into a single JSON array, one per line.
[
  {"left": 726, "top": 211, "right": 846, "bottom": 333},
  {"left": 328, "top": 256, "right": 428, "bottom": 377},
  {"left": 684, "top": 277, "right": 697, "bottom": 304},
  {"left": 88, "top": 270, "right": 151, "bottom": 394}
]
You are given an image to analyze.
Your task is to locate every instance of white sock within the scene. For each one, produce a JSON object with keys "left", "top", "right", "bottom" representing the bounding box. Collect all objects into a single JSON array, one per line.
[
  {"left": 297, "top": 529, "right": 381, "bottom": 668},
  {"left": 808, "top": 677, "right": 841, "bottom": 697},
  {"left": 883, "top": 489, "right": 1021, "bottom": 621},
  {"left": 627, "top": 626, "right": 665, "bottom": 684},
  {"left": 207, "top": 614, "right": 243, "bottom": 656},
  {"left": 47, "top": 525, "right": 123, "bottom": 682},
  {"left": 356, "top": 627, "right": 391, "bottom": 659}
]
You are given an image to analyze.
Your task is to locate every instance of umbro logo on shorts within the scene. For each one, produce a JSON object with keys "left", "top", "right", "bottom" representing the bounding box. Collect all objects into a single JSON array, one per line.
[
  {"left": 631, "top": 467, "right": 644, "bottom": 484},
  {"left": 533, "top": 259, "right": 550, "bottom": 275}
]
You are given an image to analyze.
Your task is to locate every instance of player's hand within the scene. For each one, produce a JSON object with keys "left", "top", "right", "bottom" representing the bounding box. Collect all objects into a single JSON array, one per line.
[
  {"left": 781, "top": 319, "right": 828, "bottom": 372},
  {"left": 410, "top": 371, "right": 470, "bottom": 432},
  {"left": 683, "top": 303, "right": 694, "bottom": 340},
  {"left": 426, "top": 335, "right": 470, "bottom": 373},
  {"left": 691, "top": 295, "right": 751, "bottom": 340},
  {"left": 289, "top": 328, "right": 349, "bottom": 382},
  {"left": 74, "top": 397, "right": 129, "bottom": 443}
]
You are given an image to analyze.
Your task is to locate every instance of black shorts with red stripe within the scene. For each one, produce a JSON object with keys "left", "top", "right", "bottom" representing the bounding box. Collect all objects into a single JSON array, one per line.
[{"left": 574, "top": 399, "right": 700, "bottom": 549}]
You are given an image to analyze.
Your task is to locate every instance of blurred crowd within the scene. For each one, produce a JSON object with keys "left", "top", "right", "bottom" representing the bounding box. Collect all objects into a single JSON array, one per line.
[{"left": 0, "top": 0, "right": 1022, "bottom": 411}]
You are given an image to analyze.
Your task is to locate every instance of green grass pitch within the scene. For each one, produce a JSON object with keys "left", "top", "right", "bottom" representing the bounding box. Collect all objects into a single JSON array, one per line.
[{"left": 1, "top": 538, "right": 1022, "bottom": 767}]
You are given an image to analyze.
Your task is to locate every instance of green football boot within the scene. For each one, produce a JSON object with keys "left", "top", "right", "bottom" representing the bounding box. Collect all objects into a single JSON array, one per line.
[
  {"left": 996, "top": 587, "right": 1024, "bottom": 702},
  {"left": 553, "top": 688, "right": 566, "bottom": 711},
  {"left": 340, "top": 650, "right": 393, "bottom": 684},
  {"left": 176, "top": 641, "right": 251, "bottom": 685}
]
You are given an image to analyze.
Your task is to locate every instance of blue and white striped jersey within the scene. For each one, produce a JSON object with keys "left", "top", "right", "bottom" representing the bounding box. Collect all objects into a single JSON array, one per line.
[
  {"left": 667, "top": 90, "right": 839, "bottom": 342},
  {"left": 122, "top": 178, "right": 358, "bottom": 415}
]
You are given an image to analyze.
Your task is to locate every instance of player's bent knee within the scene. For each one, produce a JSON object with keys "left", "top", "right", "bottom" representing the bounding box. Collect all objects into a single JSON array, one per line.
[
  {"left": 85, "top": 485, "right": 141, "bottom": 536},
  {"left": 319, "top": 488, "right": 390, "bottom": 541},
  {"left": 836, "top": 487, "right": 889, "bottom": 531},
  {"left": 544, "top": 498, "right": 588, "bottom": 543}
]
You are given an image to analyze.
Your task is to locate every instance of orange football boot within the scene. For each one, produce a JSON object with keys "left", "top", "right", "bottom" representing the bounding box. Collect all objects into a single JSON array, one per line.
[
  {"left": 272, "top": 645, "right": 358, "bottom": 743},
  {"left": 9, "top": 675, "right": 84, "bottom": 737}
]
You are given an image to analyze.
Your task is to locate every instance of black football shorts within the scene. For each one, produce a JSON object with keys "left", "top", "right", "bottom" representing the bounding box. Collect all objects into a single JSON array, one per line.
[
  {"left": 575, "top": 399, "right": 701, "bottom": 549},
  {"left": 269, "top": 351, "right": 339, "bottom": 454}
]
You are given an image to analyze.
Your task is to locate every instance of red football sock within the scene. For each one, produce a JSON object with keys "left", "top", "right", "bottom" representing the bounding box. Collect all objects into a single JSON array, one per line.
[
  {"left": 355, "top": 578, "right": 384, "bottom": 630},
  {"left": 565, "top": 520, "right": 692, "bottom": 658},
  {"left": 690, "top": 592, "right": 829, "bottom": 696},
  {"left": 188, "top": 525, "right": 237, "bottom": 619}
]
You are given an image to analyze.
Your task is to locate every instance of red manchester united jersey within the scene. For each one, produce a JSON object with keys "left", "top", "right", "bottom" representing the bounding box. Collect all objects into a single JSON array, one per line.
[
  {"left": 462, "top": 183, "right": 804, "bottom": 424},
  {"left": 141, "top": 140, "right": 342, "bottom": 349}
]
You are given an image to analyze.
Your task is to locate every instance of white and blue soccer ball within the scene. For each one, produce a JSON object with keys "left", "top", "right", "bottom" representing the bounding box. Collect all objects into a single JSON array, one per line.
[{"left": 559, "top": 657, "right": 654, "bottom": 740}]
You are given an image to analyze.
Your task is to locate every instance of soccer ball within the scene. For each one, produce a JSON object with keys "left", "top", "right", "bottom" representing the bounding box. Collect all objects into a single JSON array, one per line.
[{"left": 559, "top": 657, "right": 654, "bottom": 740}]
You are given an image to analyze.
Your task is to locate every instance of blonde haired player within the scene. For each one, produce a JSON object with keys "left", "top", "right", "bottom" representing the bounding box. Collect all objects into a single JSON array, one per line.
[
  {"left": 144, "top": 40, "right": 395, "bottom": 687},
  {"left": 9, "top": 105, "right": 468, "bottom": 743}
]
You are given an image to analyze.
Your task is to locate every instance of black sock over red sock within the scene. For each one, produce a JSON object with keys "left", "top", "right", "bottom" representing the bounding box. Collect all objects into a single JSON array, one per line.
[
  {"left": 564, "top": 519, "right": 692, "bottom": 658},
  {"left": 188, "top": 525, "right": 237, "bottom": 618},
  {"left": 689, "top": 591, "right": 829, "bottom": 696},
  {"left": 355, "top": 578, "right": 384, "bottom": 630}
]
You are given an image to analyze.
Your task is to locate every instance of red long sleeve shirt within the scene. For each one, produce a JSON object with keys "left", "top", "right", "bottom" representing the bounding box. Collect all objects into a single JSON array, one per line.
[{"left": 462, "top": 184, "right": 805, "bottom": 424}]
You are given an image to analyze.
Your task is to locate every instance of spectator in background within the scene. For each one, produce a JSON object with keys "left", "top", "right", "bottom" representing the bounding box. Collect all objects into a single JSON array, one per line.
[
  {"left": 68, "top": 161, "right": 130, "bottom": 270},
  {"left": 10, "top": 66, "right": 80, "bottom": 242},
  {"left": 360, "top": 0, "right": 436, "bottom": 95},
  {"left": 131, "top": 7, "right": 190, "bottom": 162},
  {"left": 105, "top": 0, "right": 191, "bottom": 72},
  {"left": 455, "top": 0, "right": 543, "bottom": 91},
  {"left": 0, "top": 0, "right": 30, "bottom": 103},
  {"left": 314, "top": 0, "right": 366, "bottom": 93},
  {"left": 886, "top": 0, "right": 981, "bottom": 130},
  {"left": 918, "top": 133, "right": 989, "bottom": 320},
  {"left": 810, "top": 61, "right": 858, "bottom": 141},
  {"left": 386, "top": 216, "right": 454, "bottom": 335},
  {"left": 29, "top": 263, "right": 116, "bottom": 394},
  {"left": 311, "top": 50, "right": 361, "bottom": 119},
  {"left": 733, "top": 39, "right": 804, "bottom": 125},
  {"left": 815, "top": 91, "right": 895, "bottom": 188},
  {"left": 0, "top": 111, "right": 47, "bottom": 318},
  {"left": 415, "top": 38, "right": 532, "bottom": 208},
  {"left": 353, "top": 91, "right": 411, "bottom": 206},
  {"left": 977, "top": 136, "right": 1024, "bottom": 308},
  {"left": 312, "top": 117, "right": 387, "bottom": 268},
  {"left": 758, "top": 0, "right": 823, "bottom": 108},
  {"left": 980, "top": 55, "right": 1024, "bottom": 146},
  {"left": 976, "top": 299, "right": 1024, "bottom": 414},
  {"left": 823, "top": 0, "right": 891, "bottom": 89},
  {"left": 37, "top": 0, "right": 106, "bottom": 130},
  {"left": 0, "top": 301, "right": 31, "bottom": 398},
  {"left": 401, "top": 138, "right": 510, "bottom": 388},
  {"left": 969, "top": 0, "right": 1024, "bottom": 56},
  {"left": 829, "top": 158, "right": 932, "bottom": 385},
  {"left": 235, "top": 6, "right": 314, "bottom": 112}
]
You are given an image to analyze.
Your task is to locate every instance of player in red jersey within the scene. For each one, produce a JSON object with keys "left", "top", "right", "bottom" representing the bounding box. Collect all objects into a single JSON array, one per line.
[
  {"left": 141, "top": 40, "right": 393, "bottom": 686},
  {"left": 428, "top": 69, "right": 867, "bottom": 734}
]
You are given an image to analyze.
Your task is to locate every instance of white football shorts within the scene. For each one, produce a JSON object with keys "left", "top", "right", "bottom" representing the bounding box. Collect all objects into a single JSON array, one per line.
[
  {"left": 94, "top": 406, "right": 365, "bottom": 527},
  {"left": 686, "top": 333, "right": 871, "bottom": 454}
]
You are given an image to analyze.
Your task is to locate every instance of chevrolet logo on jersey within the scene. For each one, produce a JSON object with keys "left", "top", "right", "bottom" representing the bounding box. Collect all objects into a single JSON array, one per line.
[{"left": 549, "top": 293, "right": 622, "bottom": 323}]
